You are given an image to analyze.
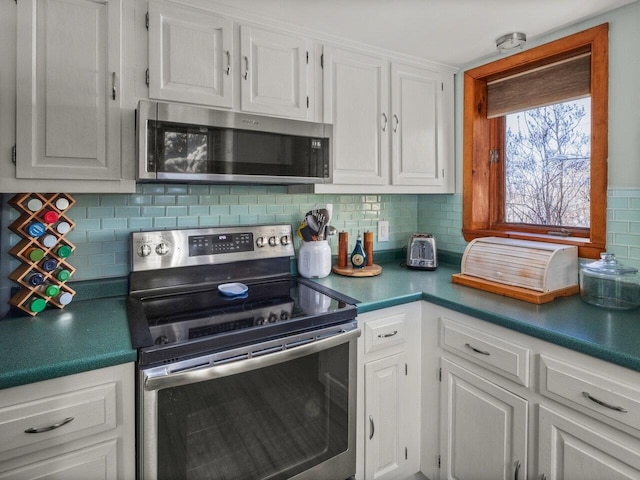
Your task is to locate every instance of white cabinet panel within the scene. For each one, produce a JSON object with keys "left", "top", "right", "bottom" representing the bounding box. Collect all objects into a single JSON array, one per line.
[
  {"left": 538, "top": 405, "right": 640, "bottom": 480},
  {"left": 16, "top": 0, "right": 121, "bottom": 181},
  {"left": 148, "top": 0, "right": 233, "bottom": 108},
  {"left": 440, "top": 358, "right": 528, "bottom": 480},
  {"left": 365, "top": 352, "right": 406, "bottom": 480},
  {"left": 322, "top": 46, "right": 389, "bottom": 186},
  {"left": 240, "top": 25, "right": 310, "bottom": 119}
]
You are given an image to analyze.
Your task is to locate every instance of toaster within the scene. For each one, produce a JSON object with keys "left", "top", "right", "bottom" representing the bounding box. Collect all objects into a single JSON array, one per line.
[{"left": 406, "top": 234, "right": 437, "bottom": 270}]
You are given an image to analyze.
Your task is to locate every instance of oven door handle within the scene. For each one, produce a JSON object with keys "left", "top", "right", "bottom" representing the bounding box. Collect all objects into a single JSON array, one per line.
[{"left": 144, "top": 327, "right": 361, "bottom": 391}]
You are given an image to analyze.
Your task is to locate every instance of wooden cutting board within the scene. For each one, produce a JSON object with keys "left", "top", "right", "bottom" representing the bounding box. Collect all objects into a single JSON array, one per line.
[{"left": 332, "top": 264, "right": 382, "bottom": 277}]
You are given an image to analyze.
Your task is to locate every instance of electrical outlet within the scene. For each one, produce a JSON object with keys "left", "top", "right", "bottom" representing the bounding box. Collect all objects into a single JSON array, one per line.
[{"left": 378, "top": 221, "right": 390, "bottom": 242}]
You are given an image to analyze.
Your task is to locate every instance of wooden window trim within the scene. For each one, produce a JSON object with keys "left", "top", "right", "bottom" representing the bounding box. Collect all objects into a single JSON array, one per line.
[{"left": 462, "top": 24, "right": 608, "bottom": 258}]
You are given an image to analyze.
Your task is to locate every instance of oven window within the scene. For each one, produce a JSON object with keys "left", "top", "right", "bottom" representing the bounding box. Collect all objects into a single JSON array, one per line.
[
  {"left": 154, "top": 121, "right": 328, "bottom": 178},
  {"left": 156, "top": 343, "right": 350, "bottom": 480}
]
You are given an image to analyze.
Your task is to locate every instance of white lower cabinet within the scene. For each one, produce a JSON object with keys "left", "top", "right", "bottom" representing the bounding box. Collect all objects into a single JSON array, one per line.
[
  {"left": 432, "top": 305, "right": 640, "bottom": 480},
  {"left": 357, "top": 303, "right": 421, "bottom": 480},
  {"left": 0, "top": 363, "right": 135, "bottom": 480},
  {"left": 538, "top": 405, "right": 640, "bottom": 480},
  {"left": 439, "top": 358, "right": 527, "bottom": 480}
]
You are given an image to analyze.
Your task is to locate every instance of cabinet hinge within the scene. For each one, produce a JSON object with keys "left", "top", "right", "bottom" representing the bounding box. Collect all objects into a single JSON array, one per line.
[
  {"left": 145, "top": 68, "right": 150, "bottom": 87},
  {"left": 11, "top": 144, "right": 16, "bottom": 165},
  {"left": 438, "top": 455, "right": 441, "bottom": 468},
  {"left": 320, "top": 53, "right": 324, "bottom": 69},
  {"left": 438, "top": 367, "right": 442, "bottom": 382},
  {"left": 405, "top": 447, "right": 408, "bottom": 460},
  {"left": 145, "top": 11, "right": 149, "bottom": 30},
  {"left": 490, "top": 148, "right": 500, "bottom": 164}
]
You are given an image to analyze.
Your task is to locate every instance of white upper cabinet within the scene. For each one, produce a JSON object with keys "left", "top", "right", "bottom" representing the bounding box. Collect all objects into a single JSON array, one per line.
[
  {"left": 391, "top": 62, "right": 453, "bottom": 191},
  {"left": 321, "top": 46, "right": 389, "bottom": 186},
  {"left": 147, "top": 0, "right": 233, "bottom": 108},
  {"left": 240, "top": 25, "right": 311, "bottom": 120},
  {"left": 15, "top": 0, "right": 123, "bottom": 182},
  {"left": 317, "top": 46, "right": 455, "bottom": 193}
]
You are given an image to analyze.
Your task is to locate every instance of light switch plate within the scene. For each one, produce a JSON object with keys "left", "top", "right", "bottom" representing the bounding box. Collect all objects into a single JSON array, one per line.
[{"left": 378, "top": 221, "right": 389, "bottom": 242}]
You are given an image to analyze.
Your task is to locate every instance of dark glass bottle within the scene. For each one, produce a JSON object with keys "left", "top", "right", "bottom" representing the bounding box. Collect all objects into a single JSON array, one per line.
[{"left": 350, "top": 231, "right": 367, "bottom": 269}]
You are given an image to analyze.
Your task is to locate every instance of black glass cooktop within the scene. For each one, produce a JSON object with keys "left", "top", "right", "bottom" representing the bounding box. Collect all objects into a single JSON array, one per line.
[{"left": 127, "top": 278, "right": 357, "bottom": 367}]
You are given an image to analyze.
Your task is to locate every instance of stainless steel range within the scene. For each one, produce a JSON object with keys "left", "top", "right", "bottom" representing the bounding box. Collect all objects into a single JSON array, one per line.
[{"left": 127, "top": 224, "right": 359, "bottom": 480}]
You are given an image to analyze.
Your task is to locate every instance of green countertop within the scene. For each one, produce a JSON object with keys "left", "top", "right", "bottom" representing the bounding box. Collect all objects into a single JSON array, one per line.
[
  {"left": 313, "top": 261, "right": 640, "bottom": 372},
  {"left": 0, "top": 296, "right": 136, "bottom": 390},
  {"left": 2, "top": 259, "right": 639, "bottom": 390}
]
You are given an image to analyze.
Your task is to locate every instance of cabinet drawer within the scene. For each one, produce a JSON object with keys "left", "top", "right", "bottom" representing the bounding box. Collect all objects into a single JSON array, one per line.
[
  {"left": 540, "top": 355, "right": 640, "bottom": 432},
  {"left": 439, "top": 317, "right": 530, "bottom": 386},
  {"left": 0, "top": 383, "right": 117, "bottom": 458},
  {"left": 364, "top": 313, "right": 407, "bottom": 354}
]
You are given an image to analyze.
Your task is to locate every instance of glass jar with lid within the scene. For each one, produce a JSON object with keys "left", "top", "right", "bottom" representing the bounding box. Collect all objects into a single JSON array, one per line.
[{"left": 579, "top": 253, "right": 640, "bottom": 310}]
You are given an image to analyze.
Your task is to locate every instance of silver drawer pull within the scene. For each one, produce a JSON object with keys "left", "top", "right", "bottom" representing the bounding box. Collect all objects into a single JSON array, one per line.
[
  {"left": 25, "top": 416, "right": 74, "bottom": 434},
  {"left": 514, "top": 460, "right": 520, "bottom": 480},
  {"left": 378, "top": 330, "right": 398, "bottom": 338},
  {"left": 465, "top": 343, "right": 491, "bottom": 356},
  {"left": 582, "top": 392, "right": 628, "bottom": 412}
]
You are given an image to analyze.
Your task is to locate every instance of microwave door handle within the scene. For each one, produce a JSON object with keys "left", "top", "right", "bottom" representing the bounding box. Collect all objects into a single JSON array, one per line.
[{"left": 144, "top": 327, "right": 360, "bottom": 391}]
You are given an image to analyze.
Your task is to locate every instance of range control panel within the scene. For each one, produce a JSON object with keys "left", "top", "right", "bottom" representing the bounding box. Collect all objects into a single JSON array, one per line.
[{"left": 131, "top": 224, "right": 294, "bottom": 272}]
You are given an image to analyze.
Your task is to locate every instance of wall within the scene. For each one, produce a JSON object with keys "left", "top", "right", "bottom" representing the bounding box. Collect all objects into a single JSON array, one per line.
[
  {"left": 2, "top": 188, "right": 417, "bottom": 282},
  {"left": 419, "top": 0, "right": 640, "bottom": 270}
]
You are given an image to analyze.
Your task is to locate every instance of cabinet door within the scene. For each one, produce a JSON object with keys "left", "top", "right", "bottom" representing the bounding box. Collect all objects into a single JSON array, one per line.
[
  {"left": 440, "top": 358, "right": 527, "bottom": 480},
  {"left": 322, "top": 46, "right": 389, "bottom": 185},
  {"left": 16, "top": 0, "right": 121, "bottom": 180},
  {"left": 538, "top": 405, "right": 640, "bottom": 480},
  {"left": 240, "top": 25, "right": 310, "bottom": 119},
  {"left": 365, "top": 352, "right": 406, "bottom": 480},
  {"left": 391, "top": 63, "right": 451, "bottom": 188},
  {"left": 148, "top": 0, "right": 233, "bottom": 108}
]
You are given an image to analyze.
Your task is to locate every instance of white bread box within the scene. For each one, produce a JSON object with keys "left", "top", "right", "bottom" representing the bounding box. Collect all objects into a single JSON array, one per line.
[{"left": 452, "top": 237, "right": 579, "bottom": 303}]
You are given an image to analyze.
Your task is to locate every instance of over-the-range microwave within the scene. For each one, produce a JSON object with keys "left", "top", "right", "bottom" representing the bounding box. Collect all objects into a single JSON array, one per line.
[{"left": 136, "top": 100, "right": 332, "bottom": 184}]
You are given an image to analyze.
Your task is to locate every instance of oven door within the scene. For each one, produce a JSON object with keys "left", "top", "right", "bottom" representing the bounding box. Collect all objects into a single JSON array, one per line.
[{"left": 139, "top": 324, "right": 359, "bottom": 480}]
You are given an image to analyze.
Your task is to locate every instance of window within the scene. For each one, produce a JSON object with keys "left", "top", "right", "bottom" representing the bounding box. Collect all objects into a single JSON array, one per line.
[{"left": 462, "top": 24, "right": 608, "bottom": 258}]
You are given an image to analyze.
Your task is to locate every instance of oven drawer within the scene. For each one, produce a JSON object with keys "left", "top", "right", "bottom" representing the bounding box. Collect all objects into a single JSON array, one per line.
[
  {"left": 0, "top": 382, "right": 117, "bottom": 459},
  {"left": 364, "top": 313, "right": 407, "bottom": 354},
  {"left": 540, "top": 354, "right": 640, "bottom": 432},
  {"left": 440, "top": 316, "right": 530, "bottom": 386}
]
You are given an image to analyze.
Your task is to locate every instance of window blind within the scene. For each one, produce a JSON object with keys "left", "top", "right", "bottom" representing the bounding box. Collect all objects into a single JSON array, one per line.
[{"left": 486, "top": 53, "right": 591, "bottom": 118}]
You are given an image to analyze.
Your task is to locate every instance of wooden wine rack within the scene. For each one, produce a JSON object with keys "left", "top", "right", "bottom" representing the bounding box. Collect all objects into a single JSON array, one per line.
[{"left": 8, "top": 193, "right": 77, "bottom": 316}]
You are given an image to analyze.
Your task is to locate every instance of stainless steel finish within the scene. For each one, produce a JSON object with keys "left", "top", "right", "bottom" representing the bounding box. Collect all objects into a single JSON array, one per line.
[
  {"left": 406, "top": 233, "right": 437, "bottom": 270},
  {"left": 144, "top": 324, "right": 359, "bottom": 391},
  {"left": 382, "top": 112, "right": 388, "bottom": 132},
  {"left": 514, "top": 460, "right": 520, "bottom": 480},
  {"left": 465, "top": 343, "right": 491, "bottom": 356},
  {"left": 378, "top": 330, "right": 398, "bottom": 338},
  {"left": 369, "top": 415, "right": 375, "bottom": 440},
  {"left": 25, "top": 417, "right": 74, "bottom": 433},
  {"left": 582, "top": 391, "right": 628, "bottom": 412},
  {"left": 136, "top": 99, "right": 332, "bottom": 184},
  {"left": 141, "top": 322, "right": 360, "bottom": 480},
  {"left": 130, "top": 224, "right": 294, "bottom": 272}
]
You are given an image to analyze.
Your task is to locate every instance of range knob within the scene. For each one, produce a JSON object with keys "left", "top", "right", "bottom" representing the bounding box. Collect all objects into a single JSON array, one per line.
[
  {"left": 137, "top": 244, "right": 152, "bottom": 257},
  {"left": 268, "top": 236, "right": 279, "bottom": 247},
  {"left": 154, "top": 335, "right": 169, "bottom": 345},
  {"left": 256, "top": 236, "right": 266, "bottom": 248},
  {"left": 268, "top": 313, "right": 279, "bottom": 323},
  {"left": 280, "top": 235, "right": 291, "bottom": 246},
  {"left": 155, "top": 243, "right": 170, "bottom": 256}
]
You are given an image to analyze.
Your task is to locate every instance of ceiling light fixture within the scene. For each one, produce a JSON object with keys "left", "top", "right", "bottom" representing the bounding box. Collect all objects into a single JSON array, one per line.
[{"left": 496, "top": 32, "right": 527, "bottom": 53}]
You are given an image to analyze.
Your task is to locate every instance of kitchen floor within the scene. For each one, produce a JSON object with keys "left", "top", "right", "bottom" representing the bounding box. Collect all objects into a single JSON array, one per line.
[{"left": 404, "top": 473, "right": 429, "bottom": 480}]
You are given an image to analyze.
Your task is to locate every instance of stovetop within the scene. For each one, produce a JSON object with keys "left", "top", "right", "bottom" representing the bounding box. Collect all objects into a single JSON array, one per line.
[{"left": 127, "top": 225, "right": 358, "bottom": 367}]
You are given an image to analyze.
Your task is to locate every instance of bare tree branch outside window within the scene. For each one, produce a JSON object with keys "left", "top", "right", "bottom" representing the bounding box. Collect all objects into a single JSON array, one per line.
[{"left": 505, "top": 99, "right": 591, "bottom": 228}]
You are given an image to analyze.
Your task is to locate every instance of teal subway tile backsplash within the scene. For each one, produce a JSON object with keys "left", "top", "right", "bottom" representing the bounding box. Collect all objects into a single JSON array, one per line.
[{"left": 4, "top": 187, "right": 640, "bottom": 282}]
